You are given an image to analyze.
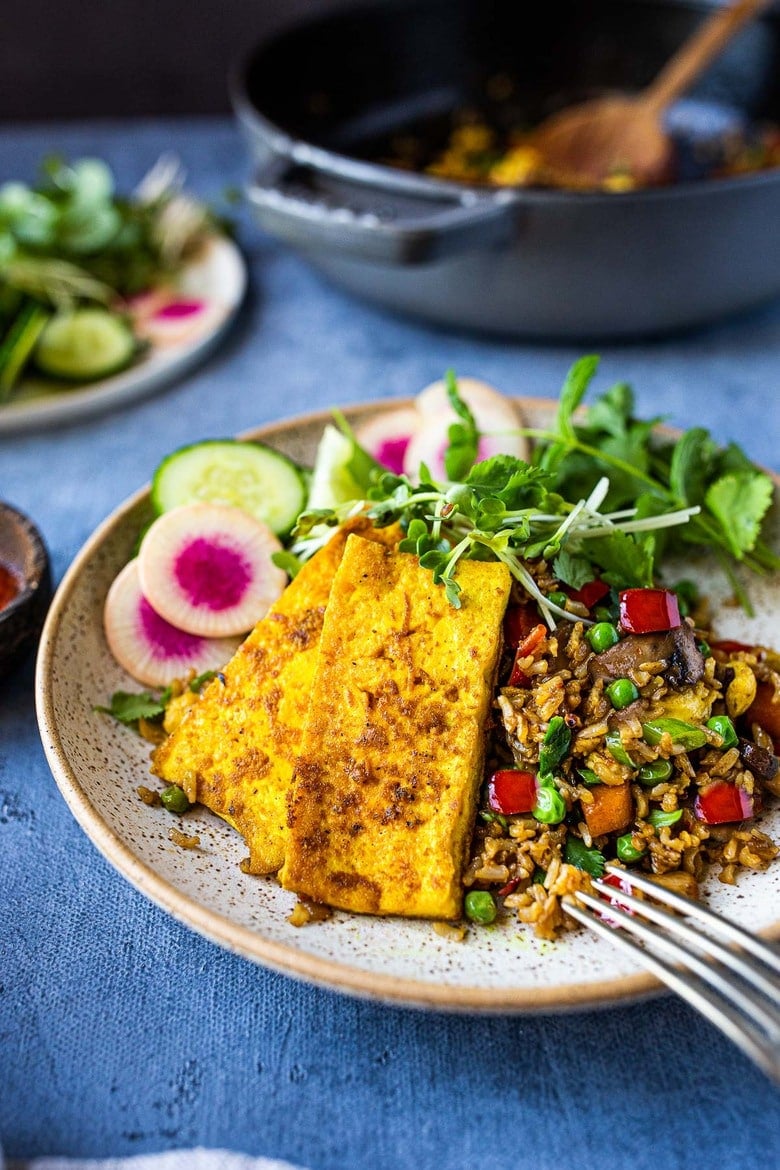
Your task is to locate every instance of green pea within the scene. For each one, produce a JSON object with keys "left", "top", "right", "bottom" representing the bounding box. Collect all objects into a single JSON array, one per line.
[
  {"left": 637, "top": 759, "right": 673, "bottom": 785},
  {"left": 594, "top": 605, "right": 616, "bottom": 623},
  {"left": 160, "top": 784, "right": 191, "bottom": 814},
  {"left": 606, "top": 730, "right": 636, "bottom": 769},
  {"left": 642, "top": 719, "right": 708, "bottom": 751},
  {"left": 464, "top": 890, "right": 497, "bottom": 924},
  {"left": 647, "top": 808, "right": 683, "bottom": 828},
  {"left": 532, "top": 786, "right": 567, "bottom": 824},
  {"left": 616, "top": 833, "right": 646, "bottom": 862},
  {"left": 587, "top": 622, "right": 620, "bottom": 653},
  {"left": 547, "top": 591, "right": 569, "bottom": 610},
  {"left": 706, "top": 715, "right": 739, "bottom": 750},
  {"left": 606, "top": 678, "right": 639, "bottom": 710}
]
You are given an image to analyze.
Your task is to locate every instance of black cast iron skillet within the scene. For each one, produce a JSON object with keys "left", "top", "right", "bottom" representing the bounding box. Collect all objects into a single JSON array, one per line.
[{"left": 231, "top": 0, "right": 780, "bottom": 339}]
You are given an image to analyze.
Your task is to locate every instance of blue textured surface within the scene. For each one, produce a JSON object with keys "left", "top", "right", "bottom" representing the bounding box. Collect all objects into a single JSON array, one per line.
[{"left": 1, "top": 119, "right": 779, "bottom": 1166}]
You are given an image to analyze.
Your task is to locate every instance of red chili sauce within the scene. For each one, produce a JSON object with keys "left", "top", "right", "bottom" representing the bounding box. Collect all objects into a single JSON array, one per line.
[{"left": 0, "top": 562, "right": 20, "bottom": 611}]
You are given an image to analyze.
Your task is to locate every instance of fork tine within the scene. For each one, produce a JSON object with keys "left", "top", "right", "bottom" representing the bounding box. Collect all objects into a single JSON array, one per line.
[
  {"left": 603, "top": 864, "right": 780, "bottom": 975},
  {"left": 592, "top": 878, "right": 780, "bottom": 1010},
  {"left": 575, "top": 889, "right": 780, "bottom": 1041},
  {"left": 564, "top": 897, "right": 780, "bottom": 1083}
]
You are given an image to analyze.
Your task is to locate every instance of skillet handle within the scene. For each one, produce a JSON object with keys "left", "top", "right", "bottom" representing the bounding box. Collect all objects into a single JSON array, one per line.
[{"left": 246, "top": 156, "right": 517, "bottom": 266}]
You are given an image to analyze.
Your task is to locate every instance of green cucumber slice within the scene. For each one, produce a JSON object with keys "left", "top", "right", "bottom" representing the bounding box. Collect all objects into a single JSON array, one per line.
[
  {"left": 0, "top": 301, "right": 52, "bottom": 399},
  {"left": 152, "top": 439, "right": 307, "bottom": 537},
  {"left": 33, "top": 308, "right": 136, "bottom": 381}
]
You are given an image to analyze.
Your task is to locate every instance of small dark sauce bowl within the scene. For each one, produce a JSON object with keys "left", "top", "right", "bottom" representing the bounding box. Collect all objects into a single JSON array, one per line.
[{"left": 0, "top": 501, "right": 52, "bottom": 678}]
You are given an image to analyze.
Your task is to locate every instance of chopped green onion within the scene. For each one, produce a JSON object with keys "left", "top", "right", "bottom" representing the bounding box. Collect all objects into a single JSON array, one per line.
[
  {"left": 647, "top": 808, "right": 683, "bottom": 828},
  {"left": 637, "top": 759, "right": 673, "bottom": 785},
  {"left": 642, "top": 719, "right": 708, "bottom": 751},
  {"left": 605, "top": 730, "right": 637, "bottom": 769},
  {"left": 577, "top": 767, "right": 602, "bottom": 786}
]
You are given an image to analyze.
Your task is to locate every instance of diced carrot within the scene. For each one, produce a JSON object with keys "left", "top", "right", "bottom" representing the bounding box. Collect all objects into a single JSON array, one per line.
[
  {"left": 746, "top": 681, "right": 780, "bottom": 743},
  {"left": 583, "top": 782, "right": 633, "bottom": 838}
]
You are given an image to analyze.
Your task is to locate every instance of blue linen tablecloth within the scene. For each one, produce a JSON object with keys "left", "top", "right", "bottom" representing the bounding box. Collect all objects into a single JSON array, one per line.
[{"left": 1, "top": 118, "right": 779, "bottom": 1168}]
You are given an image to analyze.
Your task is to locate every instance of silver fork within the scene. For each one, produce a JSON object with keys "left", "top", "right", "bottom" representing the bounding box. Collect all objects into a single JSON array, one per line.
[{"left": 563, "top": 863, "right": 780, "bottom": 1083}]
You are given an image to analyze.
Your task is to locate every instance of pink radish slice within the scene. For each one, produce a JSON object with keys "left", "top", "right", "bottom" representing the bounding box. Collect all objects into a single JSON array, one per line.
[
  {"left": 403, "top": 377, "right": 530, "bottom": 481},
  {"left": 354, "top": 407, "right": 421, "bottom": 475},
  {"left": 135, "top": 299, "right": 219, "bottom": 346},
  {"left": 104, "top": 559, "right": 241, "bottom": 687},
  {"left": 138, "top": 502, "right": 287, "bottom": 638}
]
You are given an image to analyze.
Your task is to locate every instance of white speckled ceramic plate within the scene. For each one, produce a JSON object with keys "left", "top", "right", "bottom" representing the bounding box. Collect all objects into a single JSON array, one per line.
[
  {"left": 35, "top": 399, "right": 780, "bottom": 1011},
  {"left": 0, "top": 235, "right": 246, "bottom": 435}
]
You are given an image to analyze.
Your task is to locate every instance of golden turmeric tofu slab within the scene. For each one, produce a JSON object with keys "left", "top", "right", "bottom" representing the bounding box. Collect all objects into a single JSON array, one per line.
[
  {"left": 280, "top": 537, "right": 511, "bottom": 919},
  {"left": 151, "top": 518, "right": 399, "bottom": 874}
]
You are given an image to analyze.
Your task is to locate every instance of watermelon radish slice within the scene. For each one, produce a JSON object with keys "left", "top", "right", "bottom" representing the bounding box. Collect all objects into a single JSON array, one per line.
[
  {"left": 403, "top": 377, "right": 529, "bottom": 481},
  {"left": 137, "top": 502, "right": 287, "bottom": 638},
  {"left": 133, "top": 296, "right": 220, "bottom": 346},
  {"left": 354, "top": 407, "right": 421, "bottom": 475},
  {"left": 104, "top": 559, "right": 241, "bottom": 687}
]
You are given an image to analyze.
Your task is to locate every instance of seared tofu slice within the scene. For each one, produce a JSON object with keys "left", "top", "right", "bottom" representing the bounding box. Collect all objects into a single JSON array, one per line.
[
  {"left": 151, "top": 518, "right": 400, "bottom": 874},
  {"left": 280, "top": 538, "right": 511, "bottom": 919}
]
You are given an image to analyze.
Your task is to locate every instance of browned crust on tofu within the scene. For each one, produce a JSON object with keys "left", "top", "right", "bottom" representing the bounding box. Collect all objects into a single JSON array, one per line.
[
  {"left": 280, "top": 538, "right": 511, "bottom": 918},
  {"left": 151, "top": 517, "right": 400, "bottom": 874}
]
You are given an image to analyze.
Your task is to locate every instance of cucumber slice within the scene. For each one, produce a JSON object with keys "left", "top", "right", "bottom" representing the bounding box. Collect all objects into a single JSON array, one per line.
[
  {"left": 34, "top": 308, "right": 136, "bottom": 381},
  {"left": 152, "top": 439, "right": 307, "bottom": 537}
]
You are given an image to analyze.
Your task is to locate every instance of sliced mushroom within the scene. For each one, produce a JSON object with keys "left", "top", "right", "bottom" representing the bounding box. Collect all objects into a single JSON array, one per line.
[
  {"left": 589, "top": 623, "right": 704, "bottom": 689},
  {"left": 738, "top": 737, "right": 780, "bottom": 782}
]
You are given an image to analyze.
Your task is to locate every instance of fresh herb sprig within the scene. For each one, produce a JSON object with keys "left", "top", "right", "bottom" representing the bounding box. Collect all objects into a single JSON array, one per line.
[
  {"left": 531, "top": 357, "right": 780, "bottom": 614},
  {"left": 289, "top": 358, "right": 776, "bottom": 618}
]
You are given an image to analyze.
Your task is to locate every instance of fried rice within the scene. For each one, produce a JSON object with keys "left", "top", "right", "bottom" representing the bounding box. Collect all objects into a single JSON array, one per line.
[{"left": 465, "top": 572, "right": 780, "bottom": 939}]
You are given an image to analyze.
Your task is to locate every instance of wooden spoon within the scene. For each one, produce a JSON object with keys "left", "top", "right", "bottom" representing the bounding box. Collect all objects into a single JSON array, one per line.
[{"left": 529, "top": 0, "right": 771, "bottom": 189}]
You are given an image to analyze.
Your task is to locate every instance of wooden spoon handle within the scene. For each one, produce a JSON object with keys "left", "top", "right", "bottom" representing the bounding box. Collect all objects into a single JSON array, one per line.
[{"left": 644, "top": 0, "right": 772, "bottom": 114}]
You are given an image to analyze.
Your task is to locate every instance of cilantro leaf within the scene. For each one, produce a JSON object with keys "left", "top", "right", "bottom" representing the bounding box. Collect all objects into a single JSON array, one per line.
[
  {"left": 587, "top": 529, "right": 654, "bottom": 589},
  {"left": 552, "top": 549, "right": 594, "bottom": 590},
  {"left": 95, "top": 690, "right": 166, "bottom": 725},
  {"left": 564, "top": 836, "right": 606, "bottom": 878},
  {"left": 668, "top": 427, "right": 718, "bottom": 505},
  {"left": 538, "top": 717, "right": 571, "bottom": 779},
  {"left": 705, "top": 471, "right": 774, "bottom": 559}
]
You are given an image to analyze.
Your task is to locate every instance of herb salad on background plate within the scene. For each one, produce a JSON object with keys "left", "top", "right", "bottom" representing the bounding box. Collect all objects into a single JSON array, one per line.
[
  {"left": 0, "top": 155, "right": 245, "bottom": 433},
  {"left": 35, "top": 360, "right": 780, "bottom": 1009}
]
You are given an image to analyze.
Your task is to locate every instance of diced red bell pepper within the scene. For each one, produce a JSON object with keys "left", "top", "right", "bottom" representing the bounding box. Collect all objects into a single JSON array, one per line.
[
  {"left": 507, "top": 623, "right": 547, "bottom": 686},
  {"left": 619, "top": 588, "right": 681, "bottom": 634},
  {"left": 599, "top": 871, "right": 636, "bottom": 918},
  {"left": 503, "top": 602, "right": 539, "bottom": 648},
  {"left": 694, "top": 782, "right": 757, "bottom": 824},
  {"left": 487, "top": 769, "right": 537, "bottom": 815},
  {"left": 711, "top": 639, "right": 754, "bottom": 656},
  {"left": 567, "top": 579, "right": 610, "bottom": 609}
]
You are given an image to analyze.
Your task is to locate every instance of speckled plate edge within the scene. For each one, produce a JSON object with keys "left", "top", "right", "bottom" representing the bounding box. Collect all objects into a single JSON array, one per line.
[
  {"left": 0, "top": 234, "right": 246, "bottom": 435},
  {"left": 35, "top": 398, "right": 780, "bottom": 1012}
]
